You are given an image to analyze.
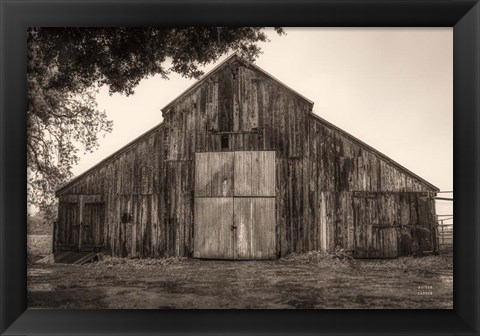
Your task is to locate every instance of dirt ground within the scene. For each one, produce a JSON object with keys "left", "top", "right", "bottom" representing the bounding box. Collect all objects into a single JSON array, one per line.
[{"left": 27, "top": 252, "right": 453, "bottom": 309}]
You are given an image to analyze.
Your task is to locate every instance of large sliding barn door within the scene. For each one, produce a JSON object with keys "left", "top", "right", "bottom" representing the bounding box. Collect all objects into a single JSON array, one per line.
[
  {"left": 233, "top": 151, "right": 276, "bottom": 259},
  {"left": 194, "top": 152, "right": 235, "bottom": 259},
  {"left": 194, "top": 151, "right": 276, "bottom": 259}
]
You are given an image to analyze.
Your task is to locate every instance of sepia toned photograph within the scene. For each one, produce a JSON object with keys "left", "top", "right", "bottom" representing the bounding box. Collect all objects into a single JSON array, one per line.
[{"left": 27, "top": 27, "right": 453, "bottom": 309}]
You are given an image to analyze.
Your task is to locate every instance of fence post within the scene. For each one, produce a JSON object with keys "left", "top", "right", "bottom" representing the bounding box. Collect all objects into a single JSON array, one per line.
[{"left": 441, "top": 220, "right": 444, "bottom": 245}]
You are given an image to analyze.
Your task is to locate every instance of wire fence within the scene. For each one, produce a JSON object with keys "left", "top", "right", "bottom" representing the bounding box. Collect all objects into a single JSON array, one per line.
[
  {"left": 435, "top": 191, "right": 453, "bottom": 253},
  {"left": 436, "top": 216, "right": 453, "bottom": 253}
]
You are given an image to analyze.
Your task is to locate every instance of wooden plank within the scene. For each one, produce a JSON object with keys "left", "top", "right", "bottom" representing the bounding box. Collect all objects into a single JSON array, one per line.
[
  {"left": 169, "top": 164, "right": 177, "bottom": 256},
  {"left": 319, "top": 193, "right": 328, "bottom": 251},
  {"left": 159, "top": 163, "right": 167, "bottom": 256},
  {"left": 71, "top": 202, "right": 79, "bottom": 247},
  {"left": 142, "top": 195, "right": 152, "bottom": 257},
  {"left": 309, "top": 158, "right": 318, "bottom": 251},
  {"left": 194, "top": 197, "right": 234, "bottom": 259},
  {"left": 234, "top": 151, "right": 275, "bottom": 196},
  {"left": 184, "top": 162, "right": 194, "bottom": 256},
  {"left": 398, "top": 193, "right": 412, "bottom": 256},
  {"left": 195, "top": 152, "right": 234, "bottom": 197},
  {"left": 151, "top": 193, "right": 159, "bottom": 257},
  {"left": 277, "top": 158, "right": 288, "bottom": 256},
  {"left": 53, "top": 251, "right": 102, "bottom": 265},
  {"left": 81, "top": 203, "right": 105, "bottom": 248},
  {"left": 353, "top": 194, "right": 401, "bottom": 258},
  {"left": 295, "top": 159, "right": 303, "bottom": 252},
  {"left": 234, "top": 151, "right": 252, "bottom": 196},
  {"left": 303, "top": 158, "right": 311, "bottom": 251},
  {"left": 256, "top": 151, "right": 275, "bottom": 196},
  {"left": 354, "top": 196, "right": 378, "bottom": 258},
  {"left": 218, "top": 67, "right": 234, "bottom": 132},
  {"left": 417, "top": 195, "right": 433, "bottom": 253},
  {"left": 334, "top": 192, "right": 343, "bottom": 248},
  {"left": 234, "top": 198, "right": 276, "bottom": 259},
  {"left": 72, "top": 252, "right": 101, "bottom": 265},
  {"left": 378, "top": 227, "right": 398, "bottom": 258},
  {"left": 345, "top": 193, "right": 355, "bottom": 251},
  {"left": 287, "top": 100, "right": 295, "bottom": 157},
  {"left": 232, "top": 66, "right": 240, "bottom": 132},
  {"left": 121, "top": 194, "right": 132, "bottom": 257},
  {"left": 57, "top": 202, "right": 79, "bottom": 248},
  {"left": 53, "top": 251, "right": 76, "bottom": 263}
]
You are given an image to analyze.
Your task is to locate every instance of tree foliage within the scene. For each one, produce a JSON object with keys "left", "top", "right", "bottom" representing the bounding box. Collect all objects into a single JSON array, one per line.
[{"left": 27, "top": 27, "right": 284, "bottom": 216}]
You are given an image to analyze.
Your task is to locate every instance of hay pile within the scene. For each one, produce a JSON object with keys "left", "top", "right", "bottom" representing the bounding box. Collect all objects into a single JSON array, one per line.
[
  {"left": 280, "top": 247, "right": 359, "bottom": 269},
  {"left": 86, "top": 255, "right": 186, "bottom": 270},
  {"left": 364, "top": 252, "right": 453, "bottom": 273},
  {"left": 280, "top": 249, "right": 453, "bottom": 274}
]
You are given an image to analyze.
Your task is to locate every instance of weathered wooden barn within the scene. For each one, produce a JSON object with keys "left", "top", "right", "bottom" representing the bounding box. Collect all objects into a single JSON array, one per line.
[{"left": 55, "top": 54, "right": 439, "bottom": 259}]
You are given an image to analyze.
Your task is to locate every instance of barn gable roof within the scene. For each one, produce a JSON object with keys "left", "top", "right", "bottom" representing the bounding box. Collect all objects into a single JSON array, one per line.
[
  {"left": 57, "top": 54, "right": 439, "bottom": 195},
  {"left": 161, "top": 53, "right": 314, "bottom": 113}
]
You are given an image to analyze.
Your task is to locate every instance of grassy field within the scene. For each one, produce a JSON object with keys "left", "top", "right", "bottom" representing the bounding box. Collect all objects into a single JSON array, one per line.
[
  {"left": 27, "top": 251, "right": 453, "bottom": 309},
  {"left": 27, "top": 235, "right": 52, "bottom": 256}
]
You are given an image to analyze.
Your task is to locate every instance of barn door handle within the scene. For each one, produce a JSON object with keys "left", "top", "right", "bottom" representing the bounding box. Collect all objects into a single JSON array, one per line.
[{"left": 231, "top": 225, "right": 237, "bottom": 230}]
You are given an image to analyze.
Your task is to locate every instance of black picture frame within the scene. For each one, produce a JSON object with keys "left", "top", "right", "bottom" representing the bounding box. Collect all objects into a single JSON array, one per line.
[{"left": 1, "top": 1, "right": 478, "bottom": 335}]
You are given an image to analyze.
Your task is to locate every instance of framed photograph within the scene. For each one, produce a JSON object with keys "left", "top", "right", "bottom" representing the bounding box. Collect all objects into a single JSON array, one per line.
[{"left": 1, "top": 1, "right": 478, "bottom": 335}]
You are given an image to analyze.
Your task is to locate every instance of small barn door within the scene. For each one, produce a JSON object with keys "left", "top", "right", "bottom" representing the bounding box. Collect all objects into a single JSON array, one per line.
[
  {"left": 58, "top": 202, "right": 79, "bottom": 250},
  {"left": 194, "top": 151, "right": 276, "bottom": 259},
  {"left": 353, "top": 195, "right": 398, "bottom": 258},
  {"left": 80, "top": 203, "right": 105, "bottom": 251}
]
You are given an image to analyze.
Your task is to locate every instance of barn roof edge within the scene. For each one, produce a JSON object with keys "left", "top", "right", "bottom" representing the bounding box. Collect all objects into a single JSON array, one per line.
[
  {"left": 161, "top": 53, "right": 314, "bottom": 113},
  {"left": 310, "top": 113, "right": 440, "bottom": 192},
  {"left": 55, "top": 122, "right": 166, "bottom": 195}
]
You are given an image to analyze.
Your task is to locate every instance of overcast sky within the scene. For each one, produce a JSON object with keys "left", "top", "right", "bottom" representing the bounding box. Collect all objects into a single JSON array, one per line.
[{"left": 74, "top": 27, "right": 453, "bottom": 216}]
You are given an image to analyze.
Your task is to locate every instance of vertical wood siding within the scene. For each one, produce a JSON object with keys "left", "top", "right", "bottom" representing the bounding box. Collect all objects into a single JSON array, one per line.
[
  {"left": 82, "top": 203, "right": 105, "bottom": 248},
  {"left": 57, "top": 58, "right": 437, "bottom": 258}
]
